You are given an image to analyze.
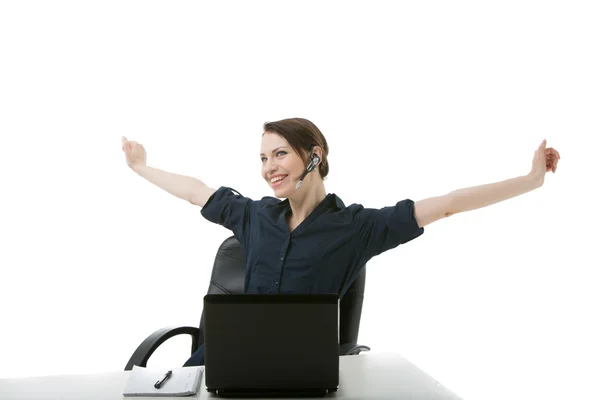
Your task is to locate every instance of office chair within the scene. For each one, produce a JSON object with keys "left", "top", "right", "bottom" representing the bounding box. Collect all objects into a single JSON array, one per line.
[{"left": 125, "top": 236, "right": 370, "bottom": 370}]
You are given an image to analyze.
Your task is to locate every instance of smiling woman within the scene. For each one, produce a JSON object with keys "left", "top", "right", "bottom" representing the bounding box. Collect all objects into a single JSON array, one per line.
[
  {"left": 261, "top": 118, "right": 330, "bottom": 176},
  {"left": 121, "top": 117, "right": 561, "bottom": 367}
]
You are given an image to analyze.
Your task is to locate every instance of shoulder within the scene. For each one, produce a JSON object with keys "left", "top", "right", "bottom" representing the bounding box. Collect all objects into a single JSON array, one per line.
[
  {"left": 342, "top": 198, "right": 421, "bottom": 230},
  {"left": 320, "top": 193, "right": 363, "bottom": 221},
  {"left": 256, "top": 195, "right": 289, "bottom": 219},
  {"left": 334, "top": 196, "right": 370, "bottom": 218},
  {"left": 342, "top": 198, "right": 424, "bottom": 257},
  {"left": 259, "top": 194, "right": 283, "bottom": 207},
  {"left": 201, "top": 186, "right": 262, "bottom": 219},
  {"left": 205, "top": 186, "right": 268, "bottom": 204},
  {"left": 204, "top": 187, "right": 287, "bottom": 214}
]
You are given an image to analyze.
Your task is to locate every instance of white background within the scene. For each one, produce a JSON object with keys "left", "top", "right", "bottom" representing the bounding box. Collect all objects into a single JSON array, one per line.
[{"left": 0, "top": 1, "right": 598, "bottom": 399}]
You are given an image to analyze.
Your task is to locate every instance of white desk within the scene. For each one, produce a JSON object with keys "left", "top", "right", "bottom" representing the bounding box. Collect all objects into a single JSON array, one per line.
[{"left": 0, "top": 353, "right": 462, "bottom": 400}]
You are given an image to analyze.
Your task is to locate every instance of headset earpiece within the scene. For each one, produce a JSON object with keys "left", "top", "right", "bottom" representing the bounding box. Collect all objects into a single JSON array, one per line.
[
  {"left": 295, "top": 147, "right": 321, "bottom": 190},
  {"left": 306, "top": 154, "right": 320, "bottom": 173}
]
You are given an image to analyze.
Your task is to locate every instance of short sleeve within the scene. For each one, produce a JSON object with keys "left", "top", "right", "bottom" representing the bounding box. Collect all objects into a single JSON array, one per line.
[
  {"left": 351, "top": 199, "right": 424, "bottom": 260},
  {"left": 200, "top": 186, "right": 256, "bottom": 241}
]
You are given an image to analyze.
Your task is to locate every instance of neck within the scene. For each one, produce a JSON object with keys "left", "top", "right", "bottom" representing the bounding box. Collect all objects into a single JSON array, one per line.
[{"left": 288, "top": 181, "right": 327, "bottom": 222}]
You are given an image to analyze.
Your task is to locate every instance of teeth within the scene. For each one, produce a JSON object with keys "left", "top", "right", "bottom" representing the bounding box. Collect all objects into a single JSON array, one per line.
[{"left": 271, "top": 175, "right": 286, "bottom": 183}]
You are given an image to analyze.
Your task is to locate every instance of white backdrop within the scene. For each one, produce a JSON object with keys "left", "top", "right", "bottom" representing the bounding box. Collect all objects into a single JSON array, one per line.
[{"left": 1, "top": 1, "right": 598, "bottom": 399}]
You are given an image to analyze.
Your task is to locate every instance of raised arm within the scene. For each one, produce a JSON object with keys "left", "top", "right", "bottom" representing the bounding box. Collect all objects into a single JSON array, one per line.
[
  {"left": 122, "top": 137, "right": 216, "bottom": 207},
  {"left": 413, "top": 139, "right": 561, "bottom": 228}
]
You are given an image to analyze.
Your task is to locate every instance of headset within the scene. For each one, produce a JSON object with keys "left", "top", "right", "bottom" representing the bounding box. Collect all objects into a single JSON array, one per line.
[{"left": 295, "top": 145, "right": 321, "bottom": 190}]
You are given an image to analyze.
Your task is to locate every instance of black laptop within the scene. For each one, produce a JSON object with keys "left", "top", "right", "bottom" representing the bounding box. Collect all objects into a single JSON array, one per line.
[{"left": 203, "top": 294, "right": 340, "bottom": 397}]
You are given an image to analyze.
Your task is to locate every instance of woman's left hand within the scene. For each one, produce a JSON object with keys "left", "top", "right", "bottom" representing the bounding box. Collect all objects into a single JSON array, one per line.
[{"left": 529, "top": 139, "right": 561, "bottom": 187}]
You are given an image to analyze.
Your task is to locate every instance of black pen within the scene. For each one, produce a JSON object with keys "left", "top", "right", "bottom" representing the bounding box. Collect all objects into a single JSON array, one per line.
[{"left": 154, "top": 370, "right": 173, "bottom": 389}]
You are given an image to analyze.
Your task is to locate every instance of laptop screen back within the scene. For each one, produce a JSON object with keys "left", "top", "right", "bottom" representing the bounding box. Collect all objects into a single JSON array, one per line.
[{"left": 203, "top": 294, "right": 339, "bottom": 391}]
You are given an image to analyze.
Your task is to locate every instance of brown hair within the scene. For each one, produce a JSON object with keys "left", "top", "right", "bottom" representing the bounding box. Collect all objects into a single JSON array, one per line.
[{"left": 262, "top": 118, "right": 330, "bottom": 179}]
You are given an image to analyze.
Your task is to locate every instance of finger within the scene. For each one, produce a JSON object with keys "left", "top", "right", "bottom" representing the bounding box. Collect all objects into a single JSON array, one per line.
[
  {"left": 545, "top": 147, "right": 559, "bottom": 158},
  {"left": 122, "top": 136, "right": 127, "bottom": 144},
  {"left": 539, "top": 139, "right": 547, "bottom": 150}
]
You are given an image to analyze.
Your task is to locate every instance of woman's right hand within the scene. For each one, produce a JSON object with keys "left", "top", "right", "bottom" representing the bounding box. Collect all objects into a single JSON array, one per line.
[{"left": 122, "top": 136, "right": 147, "bottom": 170}]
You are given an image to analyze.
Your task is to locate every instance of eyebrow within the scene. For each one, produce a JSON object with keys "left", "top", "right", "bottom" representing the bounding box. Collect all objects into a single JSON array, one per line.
[{"left": 260, "top": 146, "right": 287, "bottom": 156}]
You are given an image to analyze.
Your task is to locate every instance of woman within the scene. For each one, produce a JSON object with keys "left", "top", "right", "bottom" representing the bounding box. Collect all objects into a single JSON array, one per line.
[{"left": 122, "top": 117, "right": 560, "bottom": 366}]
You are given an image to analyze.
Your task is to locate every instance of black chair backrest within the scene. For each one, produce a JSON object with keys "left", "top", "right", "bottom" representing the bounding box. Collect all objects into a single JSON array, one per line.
[{"left": 196, "top": 236, "right": 366, "bottom": 349}]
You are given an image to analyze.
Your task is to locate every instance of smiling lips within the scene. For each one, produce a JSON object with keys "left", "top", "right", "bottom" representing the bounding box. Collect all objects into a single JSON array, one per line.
[{"left": 270, "top": 174, "right": 289, "bottom": 188}]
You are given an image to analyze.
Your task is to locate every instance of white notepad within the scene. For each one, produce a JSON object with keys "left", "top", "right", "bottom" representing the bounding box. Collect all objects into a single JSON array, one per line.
[{"left": 123, "top": 366, "right": 203, "bottom": 397}]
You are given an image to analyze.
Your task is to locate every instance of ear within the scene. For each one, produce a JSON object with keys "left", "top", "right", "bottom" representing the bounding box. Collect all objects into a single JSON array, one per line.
[{"left": 311, "top": 145, "right": 323, "bottom": 162}]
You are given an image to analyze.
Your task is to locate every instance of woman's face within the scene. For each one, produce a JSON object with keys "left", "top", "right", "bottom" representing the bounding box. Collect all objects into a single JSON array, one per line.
[{"left": 260, "top": 132, "right": 307, "bottom": 198}]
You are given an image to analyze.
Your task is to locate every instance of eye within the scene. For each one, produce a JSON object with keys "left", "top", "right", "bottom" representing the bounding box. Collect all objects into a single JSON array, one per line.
[
  {"left": 276, "top": 151, "right": 287, "bottom": 157},
  {"left": 260, "top": 157, "right": 267, "bottom": 162}
]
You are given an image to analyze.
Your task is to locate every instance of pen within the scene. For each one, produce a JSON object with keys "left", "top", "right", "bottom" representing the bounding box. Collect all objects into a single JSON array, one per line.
[{"left": 154, "top": 370, "right": 172, "bottom": 389}]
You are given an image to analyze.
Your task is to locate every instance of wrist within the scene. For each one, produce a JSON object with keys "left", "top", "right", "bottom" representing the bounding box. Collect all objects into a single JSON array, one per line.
[
  {"left": 131, "top": 163, "right": 147, "bottom": 174},
  {"left": 526, "top": 171, "right": 544, "bottom": 189}
]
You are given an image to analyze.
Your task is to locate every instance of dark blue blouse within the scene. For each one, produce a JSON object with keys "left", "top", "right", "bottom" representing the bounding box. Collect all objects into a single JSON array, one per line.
[{"left": 201, "top": 186, "right": 424, "bottom": 297}]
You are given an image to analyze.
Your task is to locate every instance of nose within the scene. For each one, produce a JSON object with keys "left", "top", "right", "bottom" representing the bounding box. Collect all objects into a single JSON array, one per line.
[{"left": 264, "top": 158, "right": 278, "bottom": 175}]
